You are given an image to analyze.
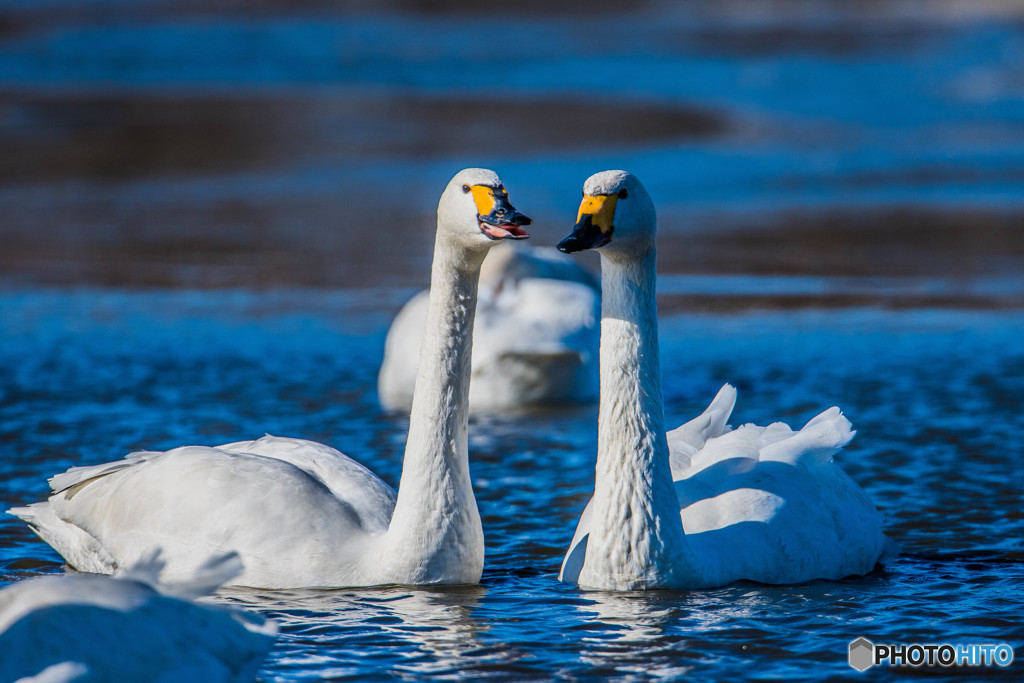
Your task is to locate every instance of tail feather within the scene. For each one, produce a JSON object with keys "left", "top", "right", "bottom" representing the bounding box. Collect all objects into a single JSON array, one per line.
[
  {"left": 49, "top": 452, "right": 155, "bottom": 494},
  {"left": 7, "top": 501, "right": 118, "bottom": 574},
  {"left": 122, "top": 549, "right": 244, "bottom": 601},
  {"left": 760, "top": 406, "right": 855, "bottom": 468},
  {"left": 668, "top": 383, "right": 738, "bottom": 452}
]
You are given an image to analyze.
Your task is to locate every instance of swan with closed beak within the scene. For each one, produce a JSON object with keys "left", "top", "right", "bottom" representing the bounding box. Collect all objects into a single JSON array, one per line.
[
  {"left": 9, "top": 168, "right": 532, "bottom": 589},
  {"left": 557, "top": 170, "right": 892, "bottom": 590}
]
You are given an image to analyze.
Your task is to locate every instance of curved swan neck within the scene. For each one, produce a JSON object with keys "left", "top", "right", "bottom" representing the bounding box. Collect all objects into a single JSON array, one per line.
[
  {"left": 584, "top": 247, "right": 697, "bottom": 589},
  {"left": 404, "top": 241, "right": 484, "bottom": 462},
  {"left": 597, "top": 249, "right": 667, "bottom": 449},
  {"left": 384, "top": 237, "right": 486, "bottom": 579}
]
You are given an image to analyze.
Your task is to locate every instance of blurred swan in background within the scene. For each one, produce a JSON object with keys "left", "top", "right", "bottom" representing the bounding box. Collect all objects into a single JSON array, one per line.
[
  {"left": 8, "top": 168, "right": 531, "bottom": 589},
  {"left": 379, "top": 242, "right": 600, "bottom": 413},
  {"left": 557, "top": 170, "right": 893, "bottom": 591},
  {"left": 0, "top": 551, "right": 276, "bottom": 683}
]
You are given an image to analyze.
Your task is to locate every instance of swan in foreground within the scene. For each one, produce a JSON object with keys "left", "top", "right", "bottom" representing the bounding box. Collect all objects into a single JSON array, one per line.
[
  {"left": 379, "top": 242, "right": 600, "bottom": 412},
  {"left": 9, "top": 168, "right": 532, "bottom": 589},
  {"left": 557, "top": 170, "right": 892, "bottom": 590},
  {"left": 0, "top": 551, "right": 276, "bottom": 682}
]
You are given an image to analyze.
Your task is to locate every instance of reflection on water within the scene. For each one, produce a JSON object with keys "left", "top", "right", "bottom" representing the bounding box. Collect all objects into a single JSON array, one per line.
[
  {"left": 578, "top": 591, "right": 695, "bottom": 679},
  {"left": 2, "top": 291, "right": 1022, "bottom": 679},
  {"left": 581, "top": 591, "right": 679, "bottom": 644},
  {"left": 2, "top": 1, "right": 1024, "bottom": 679},
  {"left": 219, "top": 585, "right": 492, "bottom": 679}
]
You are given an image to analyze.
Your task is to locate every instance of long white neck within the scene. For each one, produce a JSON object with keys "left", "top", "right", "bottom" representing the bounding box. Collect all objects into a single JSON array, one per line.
[
  {"left": 580, "top": 247, "right": 699, "bottom": 589},
  {"left": 382, "top": 237, "right": 485, "bottom": 584}
]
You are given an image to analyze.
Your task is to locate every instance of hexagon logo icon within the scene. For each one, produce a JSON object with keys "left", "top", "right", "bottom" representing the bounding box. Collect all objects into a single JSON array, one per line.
[{"left": 849, "top": 637, "right": 875, "bottom": 671}]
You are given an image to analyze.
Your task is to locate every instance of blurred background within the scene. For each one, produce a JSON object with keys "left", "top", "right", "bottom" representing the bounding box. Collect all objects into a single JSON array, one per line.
[{"left": 2, "top": 0, "right": 1023, "bottom": 308}]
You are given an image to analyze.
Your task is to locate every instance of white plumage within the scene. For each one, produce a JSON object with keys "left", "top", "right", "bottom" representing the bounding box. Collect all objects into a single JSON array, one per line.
[
  {"left": 9, "top": 168, "right": 532, "bottom": 589},
  {"left": 379, "top": 242, "right": 600, "bottom": 412},
  {"left": 0, "top": 551, "right": 276, "bottom": 683},
  {"left": 558, "top": 171, "right": 893, "bottom": 590}
]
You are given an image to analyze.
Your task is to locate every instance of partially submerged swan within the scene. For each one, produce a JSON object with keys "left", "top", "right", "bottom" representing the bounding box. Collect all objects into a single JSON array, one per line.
[
  {"left": 0, "top": 551, "right": 276, "bottom": 682},
  {"left": 557, "top": 170, "right": 892, "bottom": 590},
  {"left": 9, "top": 168, "right": 532, "bottom": 589},
  {"left": 379, "top": 242, "right": 600, "bottom": 412}
]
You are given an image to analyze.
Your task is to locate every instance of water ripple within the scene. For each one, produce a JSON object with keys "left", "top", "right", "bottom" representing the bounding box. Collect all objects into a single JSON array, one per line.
[{"left": 1, "top": 292, "right": 1022, "bottom": 680}]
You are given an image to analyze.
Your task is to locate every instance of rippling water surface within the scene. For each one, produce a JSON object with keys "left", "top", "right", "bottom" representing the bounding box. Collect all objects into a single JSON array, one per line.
[
  {"left": 2, "top": 0, "right": 1024, "bottom": 679},
  {"left": 1, "top": 290, "right": 1021, "bottom": 680}
]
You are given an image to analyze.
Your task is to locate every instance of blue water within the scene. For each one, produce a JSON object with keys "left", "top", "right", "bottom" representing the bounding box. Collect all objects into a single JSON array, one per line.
[
  {"left": 1, "top": 290, "right": 1022, "bottom": 680},
  {"left": 3, "top": 4, "right": 1024, "bottom": 230},
  {"left": 2, "top": 2, "right": 1024, "bottom": 679}
]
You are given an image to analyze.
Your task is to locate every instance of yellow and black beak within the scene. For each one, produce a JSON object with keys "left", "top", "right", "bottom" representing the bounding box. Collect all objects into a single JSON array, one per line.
[
  {"left": 470, "top": 185, "right": 532, "bottom": 240},
  {"left": 557, "top": 193, "right": 617, "bottom": 253}
]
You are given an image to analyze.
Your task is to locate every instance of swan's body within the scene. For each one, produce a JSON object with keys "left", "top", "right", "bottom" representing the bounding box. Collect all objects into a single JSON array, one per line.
[
  {"left": 0, "top": 552, "right": 276, "bottom": 683},
  {"left": 379, "top": 242, "right": 600, "bottom": 412},
  {"left": 9, "top": 168, "right": 532, "bottom": 589},
  {"left": 557, "top": 171, "right": 891, "bottom": 590}
]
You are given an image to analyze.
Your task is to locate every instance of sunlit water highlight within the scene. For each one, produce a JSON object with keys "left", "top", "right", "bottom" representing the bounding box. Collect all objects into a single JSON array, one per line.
[{"left": 1, "top": 289, "right": 1021, "bottom": 681}]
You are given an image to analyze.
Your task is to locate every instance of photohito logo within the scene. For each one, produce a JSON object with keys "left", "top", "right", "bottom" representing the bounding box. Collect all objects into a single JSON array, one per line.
[{"left": 849, "top": 638, "right": 1014, "bottom": 671}]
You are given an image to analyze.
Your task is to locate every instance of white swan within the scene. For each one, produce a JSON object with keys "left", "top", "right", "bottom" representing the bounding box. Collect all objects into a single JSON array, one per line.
[
  {"left": 8, "top": 168, "right": 532, "bottom": 589},
  {"left": 557, "top": 170, "right": 892, "bottom": 591},
  {"left": 378, "top": 242, "right": 600, "bottom": 412},
  {"left": 0, "top": 551, "right": 276, "bottom": 682}
]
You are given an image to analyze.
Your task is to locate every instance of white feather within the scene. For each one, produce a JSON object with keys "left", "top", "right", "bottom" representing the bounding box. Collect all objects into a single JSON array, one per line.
[
  {"left": 9, "top": 168, "right": 525, "bottom": 589},
  {"left": 0, "top": 552, "right": 276, "bottom": 683},
  {"left": 379, "top": 242, "right": 600, "bottom": 412},
  {"left": 560, "top": 171, "right": 892, "bottom": 590}
]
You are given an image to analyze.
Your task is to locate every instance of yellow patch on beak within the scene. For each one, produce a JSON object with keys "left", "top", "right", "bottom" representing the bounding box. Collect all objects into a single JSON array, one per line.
[
  {"left": 576, "top": 194, "right": 618, "bottom": 234},
  {"left": 470, "top": 185, "right": 498, "bottom": 216}
]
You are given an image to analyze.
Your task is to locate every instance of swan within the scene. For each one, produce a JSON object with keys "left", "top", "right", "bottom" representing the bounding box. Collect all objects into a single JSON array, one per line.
[
  {"left": 0, "top": 551, "right": 276, "bottom": 682},
  {"left": 556, "top": 170, "right": 892, "bottom": 591},
  {"left": 379, "top": 241, "right": 600, "bottom": 412},
  {"left": 8, "top": 168, "right": 532, "bottom": 589}
]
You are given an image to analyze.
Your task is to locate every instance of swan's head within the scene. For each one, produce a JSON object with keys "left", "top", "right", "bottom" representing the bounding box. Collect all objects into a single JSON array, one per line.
[
  {"left": 557, "top": 170, "right": 655, "bottom": 256},
  {"left": 438, "top": 168, "right": 532, "bottom": 250}
]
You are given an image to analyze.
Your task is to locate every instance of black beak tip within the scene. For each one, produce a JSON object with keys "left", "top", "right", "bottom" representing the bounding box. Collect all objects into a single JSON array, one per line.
[{"left": 556, "top": 235, "right": 579, "bottom": 253}]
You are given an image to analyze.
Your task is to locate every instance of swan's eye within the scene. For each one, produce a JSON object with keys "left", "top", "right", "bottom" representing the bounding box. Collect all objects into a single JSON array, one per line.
[
  {"left": 462, "top": 184, "right": 471, "bottom": 193},
  {"left": 618, "top": 189, "right": 628, "bottom": 199}
]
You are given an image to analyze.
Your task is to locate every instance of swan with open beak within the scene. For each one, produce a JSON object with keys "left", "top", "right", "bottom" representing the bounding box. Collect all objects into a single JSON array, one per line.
[{"left": 466, "top": 183, "right": 532, "bottom": 240}]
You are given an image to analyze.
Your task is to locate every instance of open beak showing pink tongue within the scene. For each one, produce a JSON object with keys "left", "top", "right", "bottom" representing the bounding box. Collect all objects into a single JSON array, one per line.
[
  {"left": 481, "top": 223, "right": 530, "bottom": 240},
  {"left": 477, "top": 188, "right": 532, "bottom": 241}
]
